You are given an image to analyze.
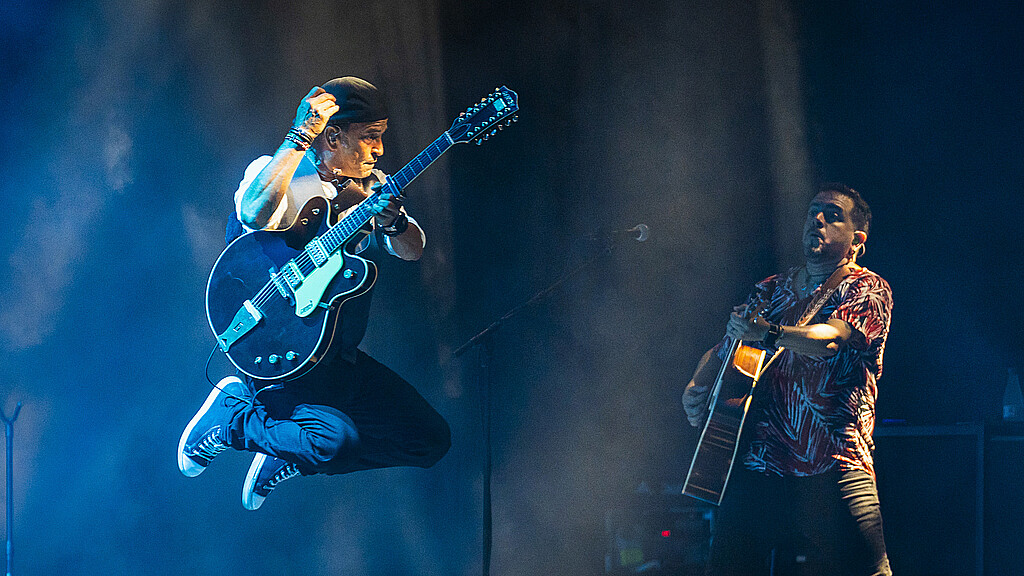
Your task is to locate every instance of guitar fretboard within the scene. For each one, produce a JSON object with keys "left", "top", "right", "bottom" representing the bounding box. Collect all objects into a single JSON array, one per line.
[{"left": 318, "top": 133, "right": 453, "bottom": 254}]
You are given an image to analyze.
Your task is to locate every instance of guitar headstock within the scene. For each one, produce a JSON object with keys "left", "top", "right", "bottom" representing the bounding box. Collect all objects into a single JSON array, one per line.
[{"left": 448, "top": 86, "right": 519, "bottom": 145}]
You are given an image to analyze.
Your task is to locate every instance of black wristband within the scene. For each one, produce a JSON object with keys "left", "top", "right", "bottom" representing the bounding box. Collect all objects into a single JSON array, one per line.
[
  {"left": 762, "top": 323, "right": 783, "bottom": 348},
  {"left": 285, "top": 127, "right": 315, "bottom": 150},
  {"left": 382, "top": 213, "right": 409, "bottom": 236}
]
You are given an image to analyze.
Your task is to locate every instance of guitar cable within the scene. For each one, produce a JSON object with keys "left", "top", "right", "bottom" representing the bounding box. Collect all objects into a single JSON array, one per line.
[{"left": 204, "top": 344, "right": 254, "bottom": 406}]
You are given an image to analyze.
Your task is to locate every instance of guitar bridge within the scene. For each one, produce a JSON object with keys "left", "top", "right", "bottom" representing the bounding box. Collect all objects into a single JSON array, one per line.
[{"left": 216, "top": 299, "right": 263, "bottom": 352}]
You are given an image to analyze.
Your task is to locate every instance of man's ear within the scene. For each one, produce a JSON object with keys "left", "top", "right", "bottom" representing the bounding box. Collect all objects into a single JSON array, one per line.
[
  {"left": 853, "top": 230, "right": 867, "bottom": 246},
  {"left": 325, "top": 125, "right": 341, "bottom": 146}
]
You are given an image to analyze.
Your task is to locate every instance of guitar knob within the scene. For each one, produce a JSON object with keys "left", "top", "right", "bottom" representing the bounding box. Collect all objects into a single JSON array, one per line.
[
  {"left": 285, "top": 351, "right": 298, "bottom": 361},
  {"left": 343, "top": 269, "right": 355, "bottom": 279},
  {"left": 312, "top": 208, "right": 320, "bottom": 215},
  {"left": 300, "top": 218, "right": 309, "bottom": 225},
  {"left": 254, "top": 356, "right": 262, "bottom": 364},
  {"left": 269, "top": 354, "right": 280, "bottom": 364}
]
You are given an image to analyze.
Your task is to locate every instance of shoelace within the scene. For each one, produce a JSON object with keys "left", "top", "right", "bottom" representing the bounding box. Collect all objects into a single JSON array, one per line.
[
  {"left": 191, "top": 426, "right": 228, "bottom": 461},
  {"left": 265, "top": 462, "right": 300, "bottom": 489}
]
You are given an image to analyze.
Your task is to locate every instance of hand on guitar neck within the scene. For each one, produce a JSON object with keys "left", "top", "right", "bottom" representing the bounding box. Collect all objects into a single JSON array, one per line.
[{"left": 725, "top": 304, "right": 771, "bottom": 342}]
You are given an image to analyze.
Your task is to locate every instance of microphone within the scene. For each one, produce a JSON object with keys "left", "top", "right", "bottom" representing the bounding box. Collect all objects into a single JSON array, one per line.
[{"left": 605, "top": 223, "right": 650, "bottom": 242}]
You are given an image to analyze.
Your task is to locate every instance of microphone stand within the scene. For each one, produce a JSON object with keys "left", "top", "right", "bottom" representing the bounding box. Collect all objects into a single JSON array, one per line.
[
  {"left": 453, "top": 233, "right": 641, "bottom": 576},
  {"left": 0, "top": 402, "right": 21, "bottom": 576}
]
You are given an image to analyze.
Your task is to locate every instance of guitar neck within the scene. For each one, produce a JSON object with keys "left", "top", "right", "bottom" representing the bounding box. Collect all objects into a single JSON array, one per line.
[
  {"left": 317, "top": 132, "right": 454, "bottom": 253},
  {"left": 387, "top": 133, "right": 453, "bottom": 193}
]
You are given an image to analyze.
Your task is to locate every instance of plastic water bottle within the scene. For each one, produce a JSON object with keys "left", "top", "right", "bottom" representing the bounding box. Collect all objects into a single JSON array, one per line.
[{"left": 1003, "top": 368, "right": 1024, "bottom": 421}]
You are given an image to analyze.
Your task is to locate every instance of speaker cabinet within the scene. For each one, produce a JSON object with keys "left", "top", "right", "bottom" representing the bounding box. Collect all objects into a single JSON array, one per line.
[
  {"left": 873, "top": 424, "right": 983, "bottom": 576},
  {"left": 983, "top": 423, "right": 1024, "bottom": 576}
]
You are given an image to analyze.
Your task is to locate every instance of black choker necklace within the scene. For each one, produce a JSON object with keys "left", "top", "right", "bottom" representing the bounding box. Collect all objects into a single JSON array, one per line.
[{"left": 799, "top": 268, "right": 831, "bottom": 294}]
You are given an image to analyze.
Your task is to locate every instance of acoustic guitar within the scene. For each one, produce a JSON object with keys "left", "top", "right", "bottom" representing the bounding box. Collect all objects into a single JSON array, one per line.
[{"left": 683, "top": 290, "right": 775, "bottom": 505}]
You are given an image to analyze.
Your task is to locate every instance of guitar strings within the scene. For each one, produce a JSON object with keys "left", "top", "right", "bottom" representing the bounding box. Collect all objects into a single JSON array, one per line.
[{"left": 246, "top": 195, "right": 382, "bottom": 311}]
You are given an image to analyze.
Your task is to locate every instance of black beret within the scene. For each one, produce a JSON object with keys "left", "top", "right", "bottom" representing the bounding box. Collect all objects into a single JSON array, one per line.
[{"left": 322, "top": 76, "right": 389, "bottom": 125}]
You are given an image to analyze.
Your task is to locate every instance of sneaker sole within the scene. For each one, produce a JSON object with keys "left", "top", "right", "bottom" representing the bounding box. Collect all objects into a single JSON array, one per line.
[
  {"left": 177, "top": 376, "right": 243, "bottom": 477},
  {"left": 242, "top": 452, "right": 268, "bottom": 510}
]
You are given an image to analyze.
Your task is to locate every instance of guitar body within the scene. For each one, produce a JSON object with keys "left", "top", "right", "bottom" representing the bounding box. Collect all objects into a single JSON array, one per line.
[
  {"left": 206, "top": 196, "right": 377, "bottom": 381},
  {"left": 683, "top": 340, "right": 768, "bottom": 505}
]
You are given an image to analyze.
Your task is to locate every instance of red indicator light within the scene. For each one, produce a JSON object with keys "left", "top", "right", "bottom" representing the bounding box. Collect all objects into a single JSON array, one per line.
[{"left": 661, "top": 530, "right": 671, "bottom": 538}]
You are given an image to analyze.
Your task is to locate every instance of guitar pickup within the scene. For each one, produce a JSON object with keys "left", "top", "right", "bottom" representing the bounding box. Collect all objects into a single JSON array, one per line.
[
  {"left": 216, "top": 299, "right": 263, "bottom": 352},
  {"left": 305, "top": 238, "right": 329, "bottom": 267},
  {"left": 269, "top": 266, "right": 296, "bottom": 304}
]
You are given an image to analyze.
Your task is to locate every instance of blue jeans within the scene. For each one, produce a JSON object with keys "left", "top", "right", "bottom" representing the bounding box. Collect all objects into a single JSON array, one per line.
[
  {"left": 707, "top": 466, "right": 891, "bottom": 576},
  {"left": 227, "top": 350, "right": 451, "bottom": 475}
]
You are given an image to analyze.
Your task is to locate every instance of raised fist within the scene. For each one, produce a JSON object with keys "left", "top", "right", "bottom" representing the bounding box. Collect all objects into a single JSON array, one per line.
[{"left": 292, "top": 86, "right": 340, "bottom": 140}]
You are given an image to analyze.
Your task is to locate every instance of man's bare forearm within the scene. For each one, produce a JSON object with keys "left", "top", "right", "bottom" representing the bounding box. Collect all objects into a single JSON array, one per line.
[
  {"left": 239, "top": 145, "right": 307, "bottom": 229},
  {"left": 689, "top": 348, "right": 719, "bottom": 389},
  {"left": 771, "top": 319, "right": 852, "bottom": 357},
  {"left": 384, "top": 220, "right": 425, "bottom": 261}
]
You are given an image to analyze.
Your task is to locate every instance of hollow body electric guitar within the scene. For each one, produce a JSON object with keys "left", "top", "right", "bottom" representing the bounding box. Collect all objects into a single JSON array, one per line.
[
  {"left": 683, "top": 290, "right": 776, "bottom": 505},
  {"left": 206, "top": 87, "right": 519, "bottom": 381}
]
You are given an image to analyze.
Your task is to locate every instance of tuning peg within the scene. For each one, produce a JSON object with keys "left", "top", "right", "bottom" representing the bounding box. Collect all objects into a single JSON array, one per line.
[{"left": 475, "top": 140, "right": 483, "bottom": 145}]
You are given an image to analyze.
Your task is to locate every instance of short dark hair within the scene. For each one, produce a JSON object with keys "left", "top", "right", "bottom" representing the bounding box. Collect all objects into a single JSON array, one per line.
[{"left": 818, "top": 182, "right": 871, "bottom": 235}]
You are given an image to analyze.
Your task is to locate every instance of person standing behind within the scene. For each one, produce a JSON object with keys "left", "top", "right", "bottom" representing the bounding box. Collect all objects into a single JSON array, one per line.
[{"left": 683, "top": 183, "right": 893, "bottom": 575}]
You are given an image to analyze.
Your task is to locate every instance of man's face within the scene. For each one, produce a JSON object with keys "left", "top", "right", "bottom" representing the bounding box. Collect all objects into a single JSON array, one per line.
[
  {"left": 803, "top": 191, "right": 863, "bottom": 263},
  {"left": 328, "top": 119, "right": 387, "bottom": 179}
]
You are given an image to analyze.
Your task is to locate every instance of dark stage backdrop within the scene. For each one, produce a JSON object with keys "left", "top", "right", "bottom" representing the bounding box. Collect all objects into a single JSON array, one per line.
[{"left": 0, "top": 0, "right": 1021, "bottom": 575}]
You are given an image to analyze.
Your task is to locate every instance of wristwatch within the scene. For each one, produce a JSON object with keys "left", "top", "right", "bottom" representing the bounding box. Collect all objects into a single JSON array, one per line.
[
  {"left": 381, "top": 213, "right": 409, "bottom": 236},
  {"left": 762, "top": 322, "right": 783, "bottom": 348}
]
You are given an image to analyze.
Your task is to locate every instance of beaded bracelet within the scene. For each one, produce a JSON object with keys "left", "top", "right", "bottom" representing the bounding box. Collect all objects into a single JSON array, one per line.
[
  {"left": 284, "top": 127, "right": 315, "bottom": 150},
  {"left": 283, "top": 132, "right": 309, "bottom": 150}
]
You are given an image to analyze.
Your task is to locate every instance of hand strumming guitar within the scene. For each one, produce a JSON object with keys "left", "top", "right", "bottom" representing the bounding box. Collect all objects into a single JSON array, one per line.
[{"left": 682, "top": 348, "right": 721, "bottom": 427}]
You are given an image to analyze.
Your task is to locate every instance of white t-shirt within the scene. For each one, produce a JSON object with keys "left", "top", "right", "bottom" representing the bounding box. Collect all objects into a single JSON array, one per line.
[{"left": 233, "top": 154, "right": 425, "bottom": 257}]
